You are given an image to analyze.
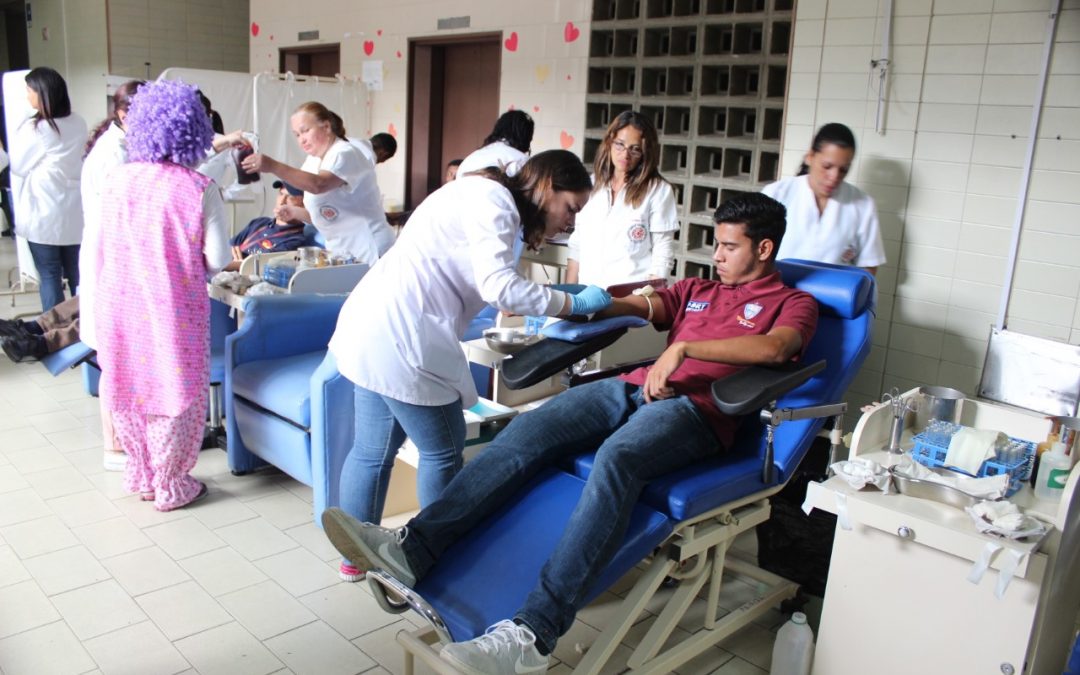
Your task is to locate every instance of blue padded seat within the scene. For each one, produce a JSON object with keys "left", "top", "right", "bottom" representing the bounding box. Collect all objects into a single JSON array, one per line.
[
  {"left": 231, "top": 350, "right": 326, "bottom": 428},
  {"left": 414, "top": 469, "right": 673, "bottom": 642},
  {"left": 40, "top": 341, "right": 95, "bottom": 376}
]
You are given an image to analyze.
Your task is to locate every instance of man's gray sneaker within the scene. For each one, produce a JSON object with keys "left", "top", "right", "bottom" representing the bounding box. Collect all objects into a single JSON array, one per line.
[
  {"left": 321, "top": 507, "right": 417, "bottom": 587},
  {"left": 440, "top": 620, "right": 549, "bottom": 675}
]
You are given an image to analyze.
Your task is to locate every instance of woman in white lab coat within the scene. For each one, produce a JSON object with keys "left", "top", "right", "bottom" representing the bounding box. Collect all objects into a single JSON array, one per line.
[
  {"left": 10, "top": 67, "right": 87, "bottom": 311},
  {"left": 565, "top": 111, "right": 679, "bottom": 287},
  {"left": 456, "top": 110, "right": 534, "bottom": 178},
  {"left": 241, "top": 101, "right": 394, "bottom": 266},
  {"left": 326, "top": 149, "right": 612, "bottom": 582},
  {"left": 761, "top": 122, "right": 886, "bottom": 274}
]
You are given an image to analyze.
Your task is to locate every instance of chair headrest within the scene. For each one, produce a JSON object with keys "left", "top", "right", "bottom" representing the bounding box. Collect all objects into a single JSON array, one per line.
[{"left": 777, "top": 259, "right": 875, "bottom": 319}]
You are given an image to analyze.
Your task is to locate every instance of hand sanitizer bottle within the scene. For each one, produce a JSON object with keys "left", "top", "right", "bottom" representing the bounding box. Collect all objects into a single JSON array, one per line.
[{"left": 1035, "top": 441, "right": 1070, "bottom": 502}]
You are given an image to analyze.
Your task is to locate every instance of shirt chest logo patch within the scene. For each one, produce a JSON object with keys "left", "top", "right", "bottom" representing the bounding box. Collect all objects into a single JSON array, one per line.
[
  {"left": 260, "top": 239, "right": 274, "bottom": 249},
  {"left": 738, "top": 302, "right": 763, "bottom": 329},
  {"left": 320, "top": 205, "right": 340, "bottom": 221},
  {"left": 627, "top": 223, "right": 647, "bottom": 243},
  {"left": 686, "top": 300, "right": 709, "bottom": 312}
]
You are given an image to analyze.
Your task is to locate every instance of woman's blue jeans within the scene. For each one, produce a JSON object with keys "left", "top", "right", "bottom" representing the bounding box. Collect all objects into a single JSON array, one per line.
[
  {"left": 27, "top": 242, "right": 79, "bottom": 312},
  {"left": 400, "top": 377, "right": 720, "bottom": 654},
  {"left": 339, "top": 385, "right": 465, "bottom": 527}
]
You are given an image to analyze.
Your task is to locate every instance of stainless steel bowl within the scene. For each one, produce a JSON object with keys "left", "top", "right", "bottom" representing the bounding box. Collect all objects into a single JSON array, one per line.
[
  {"left": 482, "top": 327, "right": 539, "bottom": 355},
  {"left": 889, "top": 465, "right": 982, "bottom": 509}
]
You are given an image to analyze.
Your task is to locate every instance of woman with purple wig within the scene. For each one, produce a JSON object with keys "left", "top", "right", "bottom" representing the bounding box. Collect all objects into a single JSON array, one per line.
[{"left": 93, "top": 79, "right": 231, "bottom": 511}]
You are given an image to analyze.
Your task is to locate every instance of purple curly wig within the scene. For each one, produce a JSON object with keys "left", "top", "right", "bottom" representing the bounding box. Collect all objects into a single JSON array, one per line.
[{"left": 125, "top": 79, "right": 213, "bottom": 166}]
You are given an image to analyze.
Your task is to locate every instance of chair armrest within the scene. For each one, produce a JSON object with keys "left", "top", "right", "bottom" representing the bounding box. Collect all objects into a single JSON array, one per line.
[
  {"left": 500, "top": 328, "right": 629, "bottom": 390},
  {"left": 227, "top": 294, "right": 347, "bottom": 367},
  {"left": 710, "top": 360, "right": 826, "bottom": 416}
]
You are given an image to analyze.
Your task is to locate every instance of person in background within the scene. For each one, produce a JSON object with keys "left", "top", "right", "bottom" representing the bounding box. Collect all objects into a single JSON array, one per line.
[
  {"left": 242, "top": 101, "right": 394, "bottom": 266},
  {"left": 9, "top": 67, "right": 87, "bottom": 312},
  {"left": 94, "top": 79, "right": 231, "bottom": 511},
  {"left": 326, "top": 150, "right": 611, "bottom": 583},
  {"left": 194, "top": 91, "right": 247, "bottom": 185},
  {"left": 351, "top": 132, "right": 397, "bottom": 166},
  {"left": 565, "top": 111, "right": 678, "bottom": 287},
  {"left": 321, "top": 193, "right": 817, "bottom": 674},
  {"left": 457, "top": 110, "right": 534, "bottom": 178},
  {"left": 444, "top": 158, "right": 463, "bottom": 184},
  {"left": 761, "top": 122, "right": 885, "bottom": 274},
  {"left": 224, "top": 180, "right": 309, "bottom": 270}
]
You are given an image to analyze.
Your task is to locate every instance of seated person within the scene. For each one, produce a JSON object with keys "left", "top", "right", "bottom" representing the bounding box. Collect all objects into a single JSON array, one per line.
[
  {"left": 444, "top": 158, "right": 463, "bottom": 184},
  {"left": 0, "top": 296, "right": 81, "bottom": 362},
  {"left": 321, "top": 192, "right": 819, "bottom": 674},
  {"left": 350, "top": 132, "right": 397, "bottom": 166},
  {"left": 224, "top": 180, "right": 309, "bottom": 270}
]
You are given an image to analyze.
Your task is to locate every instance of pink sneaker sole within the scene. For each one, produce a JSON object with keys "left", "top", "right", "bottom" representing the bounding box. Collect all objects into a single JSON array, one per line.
[{"left": 339, "top": 562, "right": 366, "bottom": 582}]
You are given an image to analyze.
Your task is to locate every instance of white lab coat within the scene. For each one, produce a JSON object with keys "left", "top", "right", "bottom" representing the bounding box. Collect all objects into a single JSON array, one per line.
[
  {"left": 9, "top": 114, "right": 88, "bottom": 245},
  {"left": 762, "top": 175, "right": 886, "bottom": 268},
  {"left": 78, "top": 122, "right": 127, "bottom": 349},
  {"left": 457, "top": 141, "right": 528, "bottom": 178},
  {"left": 568, "top": 179, "right": 679, "bottom": 287},
  {"left": 349, "top": 137, "right": 376, "bottom": 165},
  {"left": 329, "top": 176, "right": 568, "bottom": 408}
]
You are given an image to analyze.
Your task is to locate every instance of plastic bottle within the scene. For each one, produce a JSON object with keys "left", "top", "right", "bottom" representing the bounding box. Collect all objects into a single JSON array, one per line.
[
  {"left": 1035, "top": 441, "right": 1070, "bottom": 502},
  {"left": 1031, "top": 432, "right": 1060, "bottom": 488},
  {"left": 770, "top": 612, "right": 815, "bottom": 675}
]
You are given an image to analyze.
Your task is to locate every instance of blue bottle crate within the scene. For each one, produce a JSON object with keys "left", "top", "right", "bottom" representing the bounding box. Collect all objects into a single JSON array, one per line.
[{"left": 911, "top": 430, "right": 1035, "bottom": 497}]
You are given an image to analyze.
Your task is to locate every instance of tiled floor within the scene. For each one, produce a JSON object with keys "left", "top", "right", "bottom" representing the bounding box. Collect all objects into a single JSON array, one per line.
[{"left": 0, "top": 236, "right": 785, "bottom": 675}]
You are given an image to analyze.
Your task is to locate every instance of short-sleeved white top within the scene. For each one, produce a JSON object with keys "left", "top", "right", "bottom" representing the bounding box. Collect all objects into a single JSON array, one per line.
[
  {"left": 300, "top": 138, "right": 394, "bottom": 264},
  {"left": 457, "top": 141, "right": 528, "bottom": 178},
  {"left": 567, "top": 179, "right": 679, "bottom": 287},
  {"left": 762, "top": 175, "right": 886, "bottom": 268}
]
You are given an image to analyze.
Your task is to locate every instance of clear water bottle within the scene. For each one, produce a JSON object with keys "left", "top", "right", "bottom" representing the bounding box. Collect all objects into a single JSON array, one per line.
[{"left": 771, "top": 612, "right": 815, "bottom": 675}]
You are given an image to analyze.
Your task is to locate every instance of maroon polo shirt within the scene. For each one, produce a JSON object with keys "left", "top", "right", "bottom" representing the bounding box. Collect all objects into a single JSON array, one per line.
[{"left": 620, "top": 270, "right": 818, "bottom": 449}]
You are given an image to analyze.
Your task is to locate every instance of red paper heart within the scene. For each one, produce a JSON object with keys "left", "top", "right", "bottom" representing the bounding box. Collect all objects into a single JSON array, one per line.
[
  {"left": 566, "top": 74, "right": 571, "bottom": 80},
  {"left": 269, "top": 35, "right": 274, "bottom": 41},
  {"left": 533, "top": 105, "right": 540, "bottom": 112},
  {"left": 388, "top": 123, "right": 397, "bottom": 137},
  {"left": 377, "top": 29, "right": 383, "bottom": 36},
  {"left": 564, "top": 21, "right": 580, "bottom": 43},
  {"left": 396, "top": 50, "right": 402, "bottom": 58},
  {"left": 363, "top": 40, "right": 374, "bottom": 56},
  {"left": 560, "top": 131, "right": 574, "bottom": 149},
  {"left": 504, "top": 32, "right": 518, "bottom": 52},
  {"left": 251, "top": 22, "right": 260, "bottom": 37}
]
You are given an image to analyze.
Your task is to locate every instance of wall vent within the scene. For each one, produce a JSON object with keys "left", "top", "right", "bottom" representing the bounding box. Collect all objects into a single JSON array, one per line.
[{"left": 437, "top": 16, "right": 471, "bottom": 30}]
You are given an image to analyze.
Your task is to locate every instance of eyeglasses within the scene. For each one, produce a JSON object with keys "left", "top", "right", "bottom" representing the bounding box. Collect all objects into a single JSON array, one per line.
[{"left": 611, "top": 139, "right": 643, "bottom": 158}]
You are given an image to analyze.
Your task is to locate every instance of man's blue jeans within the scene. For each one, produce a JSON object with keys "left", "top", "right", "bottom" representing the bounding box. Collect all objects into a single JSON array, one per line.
[
  {"left": 339, "top": 385, "right": 465, "bottom": 525},
  {"left": 27, "top": 242, "right": 79, "bottom": 312},
  {"left": 401, "top": 378, "right": 720, "bottom": 653}
]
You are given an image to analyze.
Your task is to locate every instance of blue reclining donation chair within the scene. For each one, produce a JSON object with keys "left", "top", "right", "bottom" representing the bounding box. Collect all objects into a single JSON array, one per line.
[{"left": 365, "top": 259, "right": 875, "bottom": 674}]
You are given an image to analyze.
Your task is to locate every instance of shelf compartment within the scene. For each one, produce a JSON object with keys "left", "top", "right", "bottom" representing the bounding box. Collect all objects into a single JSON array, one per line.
[
  {"left": 640, "top": 66, "right": 695, "bottom": 96},
  {"left": 586, "top": 102, "right": 610, "bottom": 130},
  {"left": 646, "top": 0, "right": 702, "bottom": 17},
  {"left": 641, "top": 105, "right": 665, "bottom": 132},
  {"left": 685, "top": 221, "right": 716, "bottom": 255},
  {"left": 703, "top": 24, "right": 734, "bottom": 54},
  {"left": 735, "top": 0, "right": 766, "bottom": 12},
  {"left": 590, "top": 30, "right": 615, "bottom": 58},
  {"left": 588, "top": 67, "right": 612, "bottom": 94},
  {"left": 683, "top": 260, "right": 716, "bottom": 280},
  {"left": 697, "top": 106, "right": 727, "bottom": 136},
  {"left": 662, "top": 106, "right": 692, "bottom": 136},
  {"left": 766, "top": 65, "right": 786, "bottom": 98},
  {"left": 614, "top": 29, "right": 639, "bottom": 57},
  {"left": 770, "top": 21, "right": 791, "bottom": 54},
  {"left": 720, "top": 187, "right": 753, "bottom": 207},
  {"left": 722, "top": 147, "right": 754, "bottom": 180},
  {"left": 671, "top": 26, "right": 698, "bottom": 56},
  {"left": 643, "top": 28, "right": 672, "bottom": 57},
  {"left": 705, "top": 0, "right": 735, "bottom": 14},
  {"left": 729, "top": 64, "right": 761, "bottom": 96},
  {"left": 583, "top": 138, "right": 602, "bottom": 165},
  {"left": 726, "top": 107, "right": 757, "bottom": 138},
  {"left": 762, "top": 107, "right": 783, "bottom": 141},
  {"left": 758, "top": 151, "right": 780, "bottom": 183},
  {"left": 693, "top": 145, "right": 724, "bottom": 178},
  {"left": 612, "top": 67, "right": 637, "bottom": 95},
  {"left": 661, "top": 144, "right": 689, "bottom": 175},
  {"left": 733, "top": 22, "right": 764, "bottom": 54},
  {"left": 670, "top": 181, "right": 686, "bottom": 210},
  {"left": 690, "top": 185, "right": 719, "bottom": 215}
]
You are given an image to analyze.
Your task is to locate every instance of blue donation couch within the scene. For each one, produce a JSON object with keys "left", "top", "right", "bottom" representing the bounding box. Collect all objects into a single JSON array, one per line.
[{"left": 364, "top": 259, "right": 876, "bottom": 674}]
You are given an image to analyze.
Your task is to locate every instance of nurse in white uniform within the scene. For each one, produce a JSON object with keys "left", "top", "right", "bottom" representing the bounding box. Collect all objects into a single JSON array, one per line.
[
  {"left": 761, "top": 122, "right": 886, "bottom": 274},
  {"left": 565, "top": 111, "right": 679, "bottom": 287},
  {"left": 456, "top": 110, "right": 534, "bottom": 178},
  {"left": 242, "top": 101, "right": 394, "bottom": 265},
  {"left": 326, "top": 150, "right": 612, "bottom": 582}
]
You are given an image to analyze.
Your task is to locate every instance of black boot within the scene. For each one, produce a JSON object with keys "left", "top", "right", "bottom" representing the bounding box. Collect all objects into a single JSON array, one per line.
[
  {"left": 0, "top": 318, "right": 35, "bottom": 338},
  {"left": 1, "top": 334, "right": 48, "bottom": 362}
]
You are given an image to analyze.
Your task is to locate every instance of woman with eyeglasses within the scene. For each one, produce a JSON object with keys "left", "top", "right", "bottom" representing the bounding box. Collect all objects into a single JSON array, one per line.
[{"left": 565, "top": 111, "right": 678, "bottom": 288}]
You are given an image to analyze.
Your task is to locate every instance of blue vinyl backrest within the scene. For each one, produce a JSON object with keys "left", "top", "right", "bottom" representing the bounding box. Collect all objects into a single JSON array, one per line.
[{"left": 776, "top": 259, "right": 875, "bottom": 319}]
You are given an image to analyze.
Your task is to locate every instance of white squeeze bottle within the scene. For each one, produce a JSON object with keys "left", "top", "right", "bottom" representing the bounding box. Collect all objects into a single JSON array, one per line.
[
  {"left": 1035, "top": 441, "right": 1071, "bottom": 502},
  {"left": 771, "top": 611, "right": 815, "bottom": 675}
]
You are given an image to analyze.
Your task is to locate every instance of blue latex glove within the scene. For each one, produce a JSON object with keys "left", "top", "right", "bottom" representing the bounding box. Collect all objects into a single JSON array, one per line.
[{"left": 569, "top": 285, "right": 613, "bottom": 315}]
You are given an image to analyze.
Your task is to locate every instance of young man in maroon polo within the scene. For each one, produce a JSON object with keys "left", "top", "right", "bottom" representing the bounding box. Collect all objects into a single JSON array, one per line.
[{"left": 322, "top": 192, "right": 819, "bottom": 675}]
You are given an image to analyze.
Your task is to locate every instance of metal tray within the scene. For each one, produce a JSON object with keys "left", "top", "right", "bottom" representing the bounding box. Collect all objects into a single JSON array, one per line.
[{"left": 889, "top": 465, "right": 984, "bottom": 509}]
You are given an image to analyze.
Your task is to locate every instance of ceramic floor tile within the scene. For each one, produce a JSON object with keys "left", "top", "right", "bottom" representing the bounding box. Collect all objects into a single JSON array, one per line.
[
  {"left": 0, "top": 515, "right": 79, "bottom": 559},
  {"left": 43, "top": 427, "right": 102, "bottom": 453},
  {"left": 0, "top": 488, "right": 51, "bottom": 527},
  {"left": 284, "top": 521, "right": 341, "bottom": 562},
  {"left": 101, "top": 545, "right": 191, "bottom": 597},
  {"left": 265, "top": 620, "right": 375, "bottom": 675},
  {"left": 282, "top": 480, "right": 314, "bottom": 505},
  {"left": 254, "top": 546, "right": 340, "bottom": 597},
  {"left": 218, "top": 579, "right": 318, "bottom": 640},
  {"left": 3, "top": 394, "right": 64, "bottom": 420},
  {"left": 136, "top": 579, "right": 233, "bottom": 641},
  {"left": 178, "top": 546, "right": 268, "bottom": 597},
  {"left": 173, "top": 622, "right": 284, "bottom": 675},
  {"left": 26, "top": 410, "right": 85, "bottom": 434},
  {"left": 709, "top": 656, "right": 768, "bottom": 674},
  {"left": 22, "top": 465, "right": 94, "bottom": 500},
  {"left": 47, "top": 489, "right": 123, "bottom": 529},
  {"left": 40, "top": 382, "right": 90, "bottom": 404},
  {"left": 0, "top": 580, "right": 61, "bottom": 639},
  {"left": 299, "top": 582, "right": 401, "bottom": 641},
  {"left": 0, "top": 545, "right": 32, "bottom": 588},
  {"left": 209, "top": 470, "right": 291, "bottom": 503},
  {"left": 86, "top": 471, "right": 131, "bottom": 500},
  {"left": 0, "top": 465, "right": 30, "bottom": 494},
  {"left": 245, "top": 490, "right": 314, "bottom": 530},
  {"left": 188, "top": 490, "right": 259, "bottom": 530},
  {"left": 716, "top": 623, "right": 775, "bottom": 671},
  {"left": 0, "top": 620, "right": 97, "bottom": 675},
  {"left": 350, "top": 620, "right": 433, "bottom": 675},
  {"left": 551, "top": 619, "right": 635, "bottom": 674},
  {"left": 73, "top": 516, "right": 153, "bottom": 559},
  {"left": 60, "top": 396, "right": 103, "bottom": 419},
  {"left": 84, "top": 619, "right": 191, "bottom": 675},
  {"left": 22, "top": 545, "right": 112, "bottom": 595},
  {"left": 63, "top": 447, "right": 109, "bottom": 477},
  {"left": 144, "top": 516, "right": 227, "bottom": 560},
  {"left": 111, "top": 493, "right": 191, "bottom": 529},
  {"left": 0, "top": 427, "right": 51, "bottom": 455},
  {"left": 214, "top": 516, "right": 300, "bottom": 561},
  {"left": 51, "top": 579, "right": 149, "bottom": 640},
  {"left": 5, "top": 446, "right": 69, "bottom": 474}
]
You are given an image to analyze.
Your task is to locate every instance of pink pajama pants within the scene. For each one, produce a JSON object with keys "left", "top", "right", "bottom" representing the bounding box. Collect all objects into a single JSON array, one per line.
[{"left": 112, "top": 394, "right": 206, "bottom": 511}]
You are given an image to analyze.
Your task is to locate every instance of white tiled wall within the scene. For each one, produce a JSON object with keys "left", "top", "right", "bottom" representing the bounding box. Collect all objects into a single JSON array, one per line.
[
  {"left": 782, "top": 0, "right": 1080, "bottom": 408},
  {"left": 247, "top": 0, "right": 591, "bottom": 211}
]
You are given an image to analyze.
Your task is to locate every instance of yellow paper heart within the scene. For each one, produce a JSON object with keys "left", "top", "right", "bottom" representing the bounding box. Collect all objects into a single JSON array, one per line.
[{"left": 535, "top": 65, "right": 551, "bottom": 84}]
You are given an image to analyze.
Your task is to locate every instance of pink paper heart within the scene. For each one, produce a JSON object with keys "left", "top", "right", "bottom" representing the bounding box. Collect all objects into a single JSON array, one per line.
[
  {"left": 504, "top": 31, "right": 518, "bottom": 52},
  {"left": 564, "top": 21, "right": 580, "bottom": 43},
  {"left": 363, "top": 40, "right": 374, "bottom": 56},
  {"left": 396, "top": 50, "right": 402, "bottom": 58},
  {"left": 251, "top": 22, "right": 260, "bottom": 37},
  {"left": 560, "top": 131, "right": 574, "bottom": 149},
  {"left": 377, "top": 29, "right": 383, "bottom": 36},
  {"left": 388, "top": 123, "right": 397, "bottom": 137},
  {"left": 533, "top": 105, "right": 540, "bottom": 112}
]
